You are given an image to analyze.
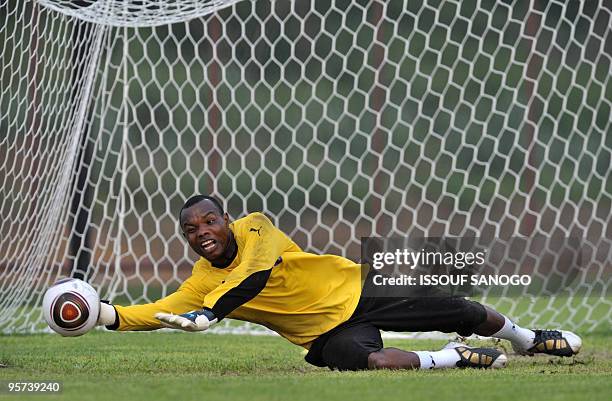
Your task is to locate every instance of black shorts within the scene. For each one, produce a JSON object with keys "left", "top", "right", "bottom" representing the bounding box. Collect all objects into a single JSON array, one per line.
[{"left": 304, "top": 296, "right": 487, "bottom": 370}]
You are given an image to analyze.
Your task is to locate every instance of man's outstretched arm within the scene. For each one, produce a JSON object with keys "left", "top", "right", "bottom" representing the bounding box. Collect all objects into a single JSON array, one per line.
[{"left": 101, "top": 273, "right": 208, "bottom": 331}]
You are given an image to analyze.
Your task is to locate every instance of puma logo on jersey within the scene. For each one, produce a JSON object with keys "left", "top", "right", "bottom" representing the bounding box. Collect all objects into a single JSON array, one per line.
[{"left": 249, "top": 226, "right": 262, "bottom": 236}]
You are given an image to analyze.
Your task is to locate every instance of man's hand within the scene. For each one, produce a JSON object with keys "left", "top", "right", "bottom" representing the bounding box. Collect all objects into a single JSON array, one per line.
[{"left": 155, "top": 309, "right": 217, "bottom": 332}]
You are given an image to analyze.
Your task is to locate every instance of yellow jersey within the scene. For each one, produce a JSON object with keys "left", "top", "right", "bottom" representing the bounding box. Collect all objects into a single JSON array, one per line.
[{"left": 113, "top": 212, "right": 362, "bottom": 348}]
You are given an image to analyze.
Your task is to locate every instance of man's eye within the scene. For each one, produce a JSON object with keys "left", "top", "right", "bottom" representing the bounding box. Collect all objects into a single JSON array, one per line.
[{"left": 207, "top": 219, "right": 215, "bottom": 224}]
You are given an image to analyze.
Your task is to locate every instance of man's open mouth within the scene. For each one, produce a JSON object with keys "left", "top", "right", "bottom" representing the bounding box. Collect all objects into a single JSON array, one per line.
[{"left": 201, "top": 239, "right": 216, "bottom": 252}]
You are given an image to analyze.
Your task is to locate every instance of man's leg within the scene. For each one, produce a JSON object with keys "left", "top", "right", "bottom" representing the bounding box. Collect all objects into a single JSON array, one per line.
[
  {"left": 359, "top": 296, "right": 580, "bottom": 361},
  {"left": 473, "top": 306, "right": 534, "bottom": 348},
  {"left": 367, "top": 344, "right": 505, "bottom": 370},
  {"left": 317, "top": 322, "right": 505, "bottom": 371}
]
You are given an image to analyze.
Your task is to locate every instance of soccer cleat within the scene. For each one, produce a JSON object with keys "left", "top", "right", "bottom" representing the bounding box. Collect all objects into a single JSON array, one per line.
[
  {"left": 513, "top": 330, "right": 582, "bottom": 357},
  {"left": 444, "top": 342, "right": 507, "bottom": 369}
]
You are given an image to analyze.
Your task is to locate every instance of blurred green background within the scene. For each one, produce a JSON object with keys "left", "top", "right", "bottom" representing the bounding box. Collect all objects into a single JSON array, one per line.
[{"left": 2, "top": 0, "right": 609, "bottom": 225}]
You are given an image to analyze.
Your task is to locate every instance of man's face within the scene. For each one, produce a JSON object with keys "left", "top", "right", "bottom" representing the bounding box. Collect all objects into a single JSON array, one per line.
[{"left": 180, "top": 200, "right": 230, "bottom": 262}]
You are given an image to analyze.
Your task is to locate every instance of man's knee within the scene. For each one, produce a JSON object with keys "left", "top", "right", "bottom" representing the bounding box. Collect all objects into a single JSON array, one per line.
[
  {"left": 320, "top": 324, "right": 383, "bottom": 370},
  {"left": 455, "top": 299, "right": 488, "bottom": 336}
]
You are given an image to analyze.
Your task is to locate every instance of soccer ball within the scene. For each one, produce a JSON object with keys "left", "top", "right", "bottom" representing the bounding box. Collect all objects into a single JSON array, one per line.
[{"left": 42, "top": 278, "right": 100, "bottom": 337}]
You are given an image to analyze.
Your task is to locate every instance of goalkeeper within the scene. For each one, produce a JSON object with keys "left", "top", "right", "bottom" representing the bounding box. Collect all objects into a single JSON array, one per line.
[{"left": 96, "top": 195, "right": 582, "bottom": 371}]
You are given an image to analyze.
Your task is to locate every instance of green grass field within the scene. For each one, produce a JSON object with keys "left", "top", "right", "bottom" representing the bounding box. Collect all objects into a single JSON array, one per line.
[{"left": 0, "top": 331, "right": 610, "bottom": 401}]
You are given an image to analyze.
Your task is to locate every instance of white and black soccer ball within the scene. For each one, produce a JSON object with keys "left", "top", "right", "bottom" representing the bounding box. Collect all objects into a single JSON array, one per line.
[{"left": 42, "top": 278, "right": 100, "bottom": 337}]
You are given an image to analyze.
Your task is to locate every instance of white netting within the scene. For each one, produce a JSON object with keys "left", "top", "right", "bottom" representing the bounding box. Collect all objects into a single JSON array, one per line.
[
  {"left": 1, "top": 0, "right": 610, "bottom": 335},
  {"left": 37, "top": 0, "right": 245, "bottom": 27}
]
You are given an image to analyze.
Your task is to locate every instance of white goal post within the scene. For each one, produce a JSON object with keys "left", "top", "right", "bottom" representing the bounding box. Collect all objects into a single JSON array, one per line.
[{"left": 0, "top": 0, "right": 610, "bottom": 335}]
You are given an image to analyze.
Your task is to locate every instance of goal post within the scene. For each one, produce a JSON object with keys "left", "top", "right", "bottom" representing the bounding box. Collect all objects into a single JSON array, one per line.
[{"left": 0, "top": 0, "right": 610, "bottom": 335}]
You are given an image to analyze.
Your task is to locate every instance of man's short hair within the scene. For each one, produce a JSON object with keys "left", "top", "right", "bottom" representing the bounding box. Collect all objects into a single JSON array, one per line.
[{"left": 179, "top": 195, "right": 224, "bottom": 223}]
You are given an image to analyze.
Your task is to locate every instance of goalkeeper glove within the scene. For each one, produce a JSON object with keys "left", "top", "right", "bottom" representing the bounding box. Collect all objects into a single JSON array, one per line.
[{"left": 155, "top": 309, "right": 218, "bottom": 332}]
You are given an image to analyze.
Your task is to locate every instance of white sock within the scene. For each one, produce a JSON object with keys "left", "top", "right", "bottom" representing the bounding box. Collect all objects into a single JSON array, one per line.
[
  {"left": 413, "top": 349, "right": 460, "bottom": 369},
  {"left": 491, "top": 315, "right": 535, "bottom": 350}
]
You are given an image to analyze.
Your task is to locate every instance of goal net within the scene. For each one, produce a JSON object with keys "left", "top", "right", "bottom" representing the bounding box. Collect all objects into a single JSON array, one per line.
[{"left": 1, "top": 0, "right": 610, "bottom": 335}]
